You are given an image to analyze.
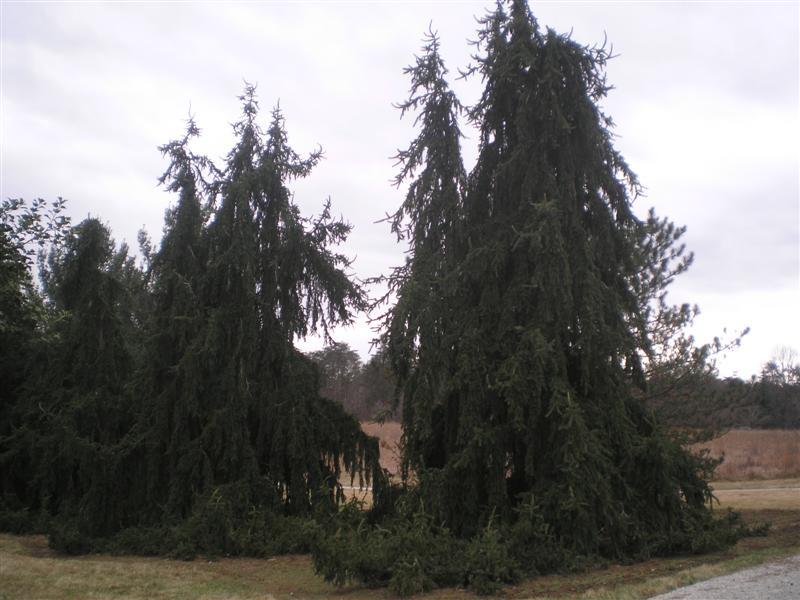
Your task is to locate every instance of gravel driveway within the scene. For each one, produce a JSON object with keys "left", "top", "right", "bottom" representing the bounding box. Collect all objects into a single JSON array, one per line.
[{"left": 649, "top": 554, "right": 800, "bottom": 599}]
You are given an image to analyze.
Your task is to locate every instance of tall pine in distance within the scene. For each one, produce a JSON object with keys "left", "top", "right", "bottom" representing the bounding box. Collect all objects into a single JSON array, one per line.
[{"left": 382, "top": 0, "right": 730, "bottom": 557}]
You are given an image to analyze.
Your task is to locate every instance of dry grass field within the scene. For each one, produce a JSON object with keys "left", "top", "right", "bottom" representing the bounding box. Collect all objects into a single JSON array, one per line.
[
  {"left": 361, "top": 424, "right": 800, "bottom": 483},
  {"left": 712, "top": 478, "right": 800, "bottom": 510},
  {"left": 360, "top": 421, "right": 403, "bottom": 477},
  {"left": 693, "top": 429, "right": 800, "bottom": 481}
]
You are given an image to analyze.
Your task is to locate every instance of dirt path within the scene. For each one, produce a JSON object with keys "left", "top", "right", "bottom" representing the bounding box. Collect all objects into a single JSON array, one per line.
[{"left": 649, "top": 554, "right": 800, "bottom": 599}]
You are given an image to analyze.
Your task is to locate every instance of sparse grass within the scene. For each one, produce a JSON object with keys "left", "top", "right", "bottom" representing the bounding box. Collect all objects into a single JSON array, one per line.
[
  {"left": 2, "top": 481, "right": 798, "bottom": 600},
  {"left": 0, "top": 534, "right": 346, "bottom": 600},
  {"left": 712, "top": 478, "right": 800, "bottom": 510},
  {"left": 712, "top": 477, "right": 800, "bottom": 490}
]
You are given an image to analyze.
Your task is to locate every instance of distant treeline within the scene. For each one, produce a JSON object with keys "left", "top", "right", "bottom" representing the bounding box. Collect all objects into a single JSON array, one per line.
[
  {"left": 308, "top": 343, "right": 398, "bottom": 422},
  {"left": 646, "top": 372, "right": 800, "bottom": 430},
  {"left": 311, "top": 344, "right": 800, "bottom": 430}
]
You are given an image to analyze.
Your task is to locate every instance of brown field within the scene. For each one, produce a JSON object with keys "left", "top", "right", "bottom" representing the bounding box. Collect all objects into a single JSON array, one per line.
[
  {"left": 361, "top": 424, "right": 800, "bottom": 484},
  {"left": 360, "top": 421, "right": 403, "bottom": 476},
  {"left": 712, "top": 478, "right": 800, "bottom": 510},
  {"left": 693, "top": 429, "right": 800, "bottom": 481}
]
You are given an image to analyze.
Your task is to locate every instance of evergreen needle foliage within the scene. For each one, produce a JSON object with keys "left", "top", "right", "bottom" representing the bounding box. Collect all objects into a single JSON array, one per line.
[
  {"left": 0, "top": 88, "right": 385, "bottom": 556},
  {"left": 0, "top": 4, "right": 757, "bottom": 592},
  {"left": 315, "top": 1, "right": 751, "bottom": 594}
]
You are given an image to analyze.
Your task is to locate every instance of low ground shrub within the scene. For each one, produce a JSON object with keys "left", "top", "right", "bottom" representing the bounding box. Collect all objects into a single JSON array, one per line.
[
  {"left": 311, "top": 499, "right": 523, "bottom": 595},
  {"left": 37, "top": 484, "right": 320, "bottom": 560},
  {"left": 47, "top": 519, "right": 93, "bottom": 555}
]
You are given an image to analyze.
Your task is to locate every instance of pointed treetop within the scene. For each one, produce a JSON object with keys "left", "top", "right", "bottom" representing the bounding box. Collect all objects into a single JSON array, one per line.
[
  {"left": 158, "top": 115, "right": 219, "bottom": 195},
  {"left": 239, "top": 81, "right": 260, "bottom": 123},
  {"left": 264, "top": 105, "right": 323, "bottom": 181}
]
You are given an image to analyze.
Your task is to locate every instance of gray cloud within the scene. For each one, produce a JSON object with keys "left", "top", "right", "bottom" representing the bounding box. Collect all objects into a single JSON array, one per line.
[{"left": 2, "top": 1, "right": 797, "bottom": 377}]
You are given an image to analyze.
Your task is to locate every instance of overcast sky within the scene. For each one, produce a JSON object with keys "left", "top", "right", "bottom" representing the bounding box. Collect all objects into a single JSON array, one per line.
[{"left": 2, "top": 1, "right": 798, "bottom": 379}]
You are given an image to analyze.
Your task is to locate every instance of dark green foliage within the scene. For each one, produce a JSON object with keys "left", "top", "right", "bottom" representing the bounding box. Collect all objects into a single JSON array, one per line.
[
  {"left": 0, "top": 91, "right": 384, "bottom": 557},
  {"left": 125, "top": 90, "right": 383, "bottom": 536},
  {"left": 1, "top": 217, "right": 139, "bottom": 540},
  {"left": 464, "top": 520, "right": 520, "bottom": 595},
  {"left": 144, "top": 90, "right": 381, "bottom": 531},
  {"left": 131, "top": 118, "right": 217, "bottom": 523},
  {"left": 311, "top": 500, "right": 467, "bottom": 595},
  {"left": 376, "top": 30, "right": 466, "bottom": 478},
  {"left": 166, "top": 484, "right": 316, "bottom": 558},
  {"left": 107, "top": 526, "right": 181, "bottom": 557},
  {"left": 0, "top": 504, "right": 49, "bottom": 535},
  {"left": 84, "top": 506, "right": 318, "bottom": 559},
  {"left": 48, "top": 518, "right": 93, "bottom": 555},
  {"left": 0, "top": 7, "right": 758, "bottom": 593},
  {"left": 506, "top": 492, "right": 567, "bottom": 574},
  {"left": 178, "top": 90, "right": 381, "bottom": 522},
  {"left": 0, "top": 198, "right": 70, "bottom": 513},
  {"left": 313, "top": 1, "right": 749, "bottom": 593},
  {"left": 387, "top": 0, "right": 729, "bottom": 543},
  {"left": 647, "top": 373, "right": 800, "bottom": 430}
]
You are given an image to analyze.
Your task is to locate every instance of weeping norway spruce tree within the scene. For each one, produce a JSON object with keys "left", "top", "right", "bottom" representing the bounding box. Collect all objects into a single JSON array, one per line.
[
  {"left": 0, "top": 89, "right": 385, "bottom": 555},
  {"left": 129, "top": 88, "right": 386, "bottom": 544},
  {"left": 313, "top": 2, "right": 744, "bottom": 591}
]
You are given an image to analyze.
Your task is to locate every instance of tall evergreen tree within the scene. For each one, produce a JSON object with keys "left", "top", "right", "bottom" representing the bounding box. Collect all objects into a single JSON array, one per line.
[
  {"left": 385, "top": 0, "right": 726, "bottom": 558},
  {"left": 377, "top": 29, "right": 467, "bottom": 480},
  {"left": 1, "top": 91, "right": 386, "bottom": 550},
  {"left": 133, "top": 118, "right": 214, "bottom": 520},
  {"left": 135, "top": 87, "right": 384, "bottom": 524},
  {"left": 19, "top": 218, "right": 137, "bottom": 536},
  {"left": 0, "top": 198, "right": 70, "bottom": 520},
  {"left": 211, "top": 88, "right": 380, "bottom": 514}
]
